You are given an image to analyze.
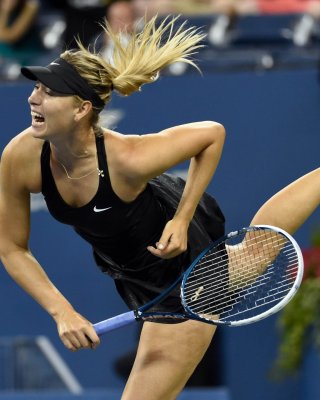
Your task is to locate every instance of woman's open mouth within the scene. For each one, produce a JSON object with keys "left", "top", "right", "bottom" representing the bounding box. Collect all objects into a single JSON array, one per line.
[{"left": 31, "top": 111, "right": 45, "bottom": 126}]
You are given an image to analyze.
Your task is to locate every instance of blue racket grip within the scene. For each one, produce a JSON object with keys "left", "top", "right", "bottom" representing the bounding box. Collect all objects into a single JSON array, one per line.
[{"left": 93, "top": 310, "right": 136, "bottom": 335}]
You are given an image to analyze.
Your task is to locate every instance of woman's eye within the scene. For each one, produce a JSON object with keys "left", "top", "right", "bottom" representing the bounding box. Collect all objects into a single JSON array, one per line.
[
  {"left": 46, "top": 89, "right": 61, "bottom": 96},
  {"left": 45, "top": 88, "right": 54, "bottom": 95}
]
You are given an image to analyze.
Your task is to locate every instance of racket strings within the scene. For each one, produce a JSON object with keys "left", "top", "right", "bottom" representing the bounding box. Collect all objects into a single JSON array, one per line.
[
  {"left": 188, "top": 243, "right": 296, "bottom": 304},
  {"left": 183, "top": 230, "right": 299, "bottom": 322},
  {"left": 188, "top": 260, "right": 298, "bottom": 313},
  {"left": 194, "top": 267, "right": 297, "bottom": 320},
  {"left": 185, "top": 234, "right": 290, "bottom": 293},
  {"left": 186, "top": 266, "right": 297, "bottom": 321},
  {"left": 185, "top": 243, "right": 297, "bottom": 297},
  {"left": 191, "top": 253, "right": 296, "bottom": 312}
]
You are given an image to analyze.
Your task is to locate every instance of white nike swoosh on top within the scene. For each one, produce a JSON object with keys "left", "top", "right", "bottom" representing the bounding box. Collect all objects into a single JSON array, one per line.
[{"left": 93, "top": 206, "right": 112, "bottom": 213}]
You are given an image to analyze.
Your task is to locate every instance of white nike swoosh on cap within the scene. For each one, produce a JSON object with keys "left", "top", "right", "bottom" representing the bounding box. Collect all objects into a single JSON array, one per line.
[
  {"left": 93, "top": 206, "right": 112, "bottom": 213},
  {"left": 50, "top": 62, "right": 60, "bottom": 66}
]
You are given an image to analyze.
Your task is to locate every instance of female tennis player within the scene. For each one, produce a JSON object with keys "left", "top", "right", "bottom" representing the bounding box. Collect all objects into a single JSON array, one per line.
[{"left": 0, "top": 15, "right": 319, "bottom": 400}]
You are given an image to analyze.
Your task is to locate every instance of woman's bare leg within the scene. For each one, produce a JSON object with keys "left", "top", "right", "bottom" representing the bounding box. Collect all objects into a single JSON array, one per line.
[
  {"left": 250, "top": 168, "right": 320, "bottom": 234},
  {"left": 121, "top": 320, "right": 216, "bottom": 400},
  {"left": 226, "top": 168, "right": 319, "bottom": 284}
]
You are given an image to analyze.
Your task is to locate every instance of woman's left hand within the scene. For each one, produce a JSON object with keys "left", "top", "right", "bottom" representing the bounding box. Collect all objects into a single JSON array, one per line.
[{"left": 147, "top": 218, "right": 189, "bottom": 259}]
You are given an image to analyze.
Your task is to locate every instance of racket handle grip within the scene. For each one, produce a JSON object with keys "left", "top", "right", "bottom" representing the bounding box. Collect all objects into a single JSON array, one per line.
[{"left": 93, "top": 310, "right": 136, "bottom": 335}]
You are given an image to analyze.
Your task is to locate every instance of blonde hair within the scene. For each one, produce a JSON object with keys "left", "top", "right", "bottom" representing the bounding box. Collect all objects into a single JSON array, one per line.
[{"left": 61, "top": 15, "right": 205, "bottom": 124}]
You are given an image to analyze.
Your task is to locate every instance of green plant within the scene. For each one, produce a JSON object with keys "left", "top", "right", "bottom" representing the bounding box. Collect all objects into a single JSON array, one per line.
[{"left": 273, "top": 227, "right": 320, "bottom": 378}]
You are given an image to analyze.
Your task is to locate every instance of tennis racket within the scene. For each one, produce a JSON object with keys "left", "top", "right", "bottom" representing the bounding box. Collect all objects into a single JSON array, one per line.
[{"left": 93, "top": 225, "right": 303, "bottom": 335}]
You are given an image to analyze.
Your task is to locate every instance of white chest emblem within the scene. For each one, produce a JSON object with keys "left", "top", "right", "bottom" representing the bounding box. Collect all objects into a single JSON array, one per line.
[{"left": 93, "top": 206, "right": 112, "bottom": 213}]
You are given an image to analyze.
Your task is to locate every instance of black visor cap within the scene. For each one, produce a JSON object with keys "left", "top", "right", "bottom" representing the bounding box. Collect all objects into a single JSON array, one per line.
[
  {"left": 21, "top": 66, "right": 76, "bottom": 95},
  {"left": 21, "top": 58, "right": 105, "bottom": 110}
]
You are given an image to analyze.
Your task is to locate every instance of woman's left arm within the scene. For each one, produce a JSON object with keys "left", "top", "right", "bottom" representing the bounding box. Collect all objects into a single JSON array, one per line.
[{"left": 126, "top": 121, "right": 225, "bottom": 258}]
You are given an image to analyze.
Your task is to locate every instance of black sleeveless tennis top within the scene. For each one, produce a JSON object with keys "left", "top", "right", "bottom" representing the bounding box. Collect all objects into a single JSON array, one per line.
[
  {"left": 41, "top": 133, "right": 225, "bottom": 311},
  {"left": 41, "top": 134, "right": 168, "bottom": 270}
]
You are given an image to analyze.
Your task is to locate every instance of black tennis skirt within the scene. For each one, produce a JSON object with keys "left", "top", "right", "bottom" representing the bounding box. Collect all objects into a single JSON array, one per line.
[{"left": 93, "top": 173, "right": 226, "bottom": 323}]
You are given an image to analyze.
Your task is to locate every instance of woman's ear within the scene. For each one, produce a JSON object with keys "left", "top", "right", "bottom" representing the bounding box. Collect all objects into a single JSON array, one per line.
[{"left": 74, "top": 100, "right": 93, "bottom": 121}]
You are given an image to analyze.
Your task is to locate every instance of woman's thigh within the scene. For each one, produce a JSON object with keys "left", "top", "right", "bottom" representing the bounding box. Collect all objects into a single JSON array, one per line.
[{"left": 121, "top": 319, "right": 217, "bottom": 400}]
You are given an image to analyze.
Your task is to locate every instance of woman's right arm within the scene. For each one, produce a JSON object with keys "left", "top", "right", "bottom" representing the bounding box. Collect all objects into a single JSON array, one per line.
[{"left": 0, "top": 138, "right": 100, "bottom": 350}]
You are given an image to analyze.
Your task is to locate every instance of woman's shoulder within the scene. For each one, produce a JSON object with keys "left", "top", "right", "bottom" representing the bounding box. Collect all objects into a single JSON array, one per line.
[
  {"left": 4, "top": 128, "right": 43, "bottom": 159},
  {"left": 2, "top": 129, "right": 44, "bottom": 187},
  {"left": 1, "top": 129, "right": 43, "bottom": 193},
  {"left": 101, "top": 128, "right": 144, "bottom": 157}
]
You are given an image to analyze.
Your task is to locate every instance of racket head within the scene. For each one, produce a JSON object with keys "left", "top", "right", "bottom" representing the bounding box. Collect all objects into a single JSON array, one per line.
[{"left": 180, "top": 225, "right": 304, "bottom": 327}]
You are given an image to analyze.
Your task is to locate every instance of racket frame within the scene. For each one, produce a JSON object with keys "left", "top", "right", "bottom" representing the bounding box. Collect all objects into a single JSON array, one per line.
[
  {"left": 180, "top": 224, "right": 304, "bottom": 327},
  {"left": 93, "top": 225, "right": 304, "bottom": 335}
]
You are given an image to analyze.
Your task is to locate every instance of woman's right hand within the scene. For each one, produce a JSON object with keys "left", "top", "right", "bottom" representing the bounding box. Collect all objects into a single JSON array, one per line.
[{"left": 54, "top": 308, "right": 100, "bottom": 351}]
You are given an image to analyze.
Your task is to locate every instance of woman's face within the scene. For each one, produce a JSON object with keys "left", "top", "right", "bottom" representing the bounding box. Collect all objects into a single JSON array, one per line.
[{"left": 28, "top": 82, "right": 80, "bottom": 140}]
